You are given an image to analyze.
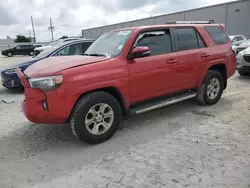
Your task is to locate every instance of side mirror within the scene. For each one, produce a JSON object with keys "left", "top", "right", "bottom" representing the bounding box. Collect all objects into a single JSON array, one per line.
[{"left": 129, "top": 46, "right": 150, "bottom": 60}]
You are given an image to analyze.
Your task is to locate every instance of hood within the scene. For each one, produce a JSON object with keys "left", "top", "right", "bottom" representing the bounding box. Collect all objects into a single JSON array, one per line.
[
  {"left": 1, "top": 57, "right": 41, "bottom": 72},
  {"left": 24, "top": 56, "right": 111, "bottom": 78},
  {"left": 240, "top": 47, "right": 250, "bottom": 55}
]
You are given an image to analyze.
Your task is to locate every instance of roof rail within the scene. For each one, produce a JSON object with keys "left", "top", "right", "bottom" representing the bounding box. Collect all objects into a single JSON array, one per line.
[{"left": 166, "top": 20, "right": 215, "bottom": 24}]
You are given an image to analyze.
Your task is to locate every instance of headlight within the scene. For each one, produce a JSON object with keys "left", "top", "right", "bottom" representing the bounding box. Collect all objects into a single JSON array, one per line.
[
  {"left": 29, "top": 75, "right": 63, "bottom": 91},
  {"left": 5, "top": 68, "right": 16, "bottom": 74}
]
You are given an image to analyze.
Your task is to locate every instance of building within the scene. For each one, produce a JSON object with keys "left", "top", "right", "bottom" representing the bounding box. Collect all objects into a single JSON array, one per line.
[{"left": 82, "top": 0, "right": 250, "bottom": 39}]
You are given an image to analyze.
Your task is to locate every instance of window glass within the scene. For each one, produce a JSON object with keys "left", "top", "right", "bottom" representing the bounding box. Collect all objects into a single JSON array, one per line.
[
  {"left": 82, "top": 42, "right": 92, "bottom": 53},
  {"left": 55, "top": 43, "right": 83, "bottom": 56},
  {"left": 175, "top": 28, "right": 199, "bottom": 51},
  {"left": 204, "top": 26, "right": 228, "bottom": 45},
  {"left": 85, "top": 30, "right": 132, "bottom": 57},
  {"left": 134, "top": 30, "right": 172, "bottom": 56},
  {"left": 236, "top": 36, "right": 243, "bottom": 41},
  {"left": 20, "top": 45, "right": 32, "bottom": 49}
]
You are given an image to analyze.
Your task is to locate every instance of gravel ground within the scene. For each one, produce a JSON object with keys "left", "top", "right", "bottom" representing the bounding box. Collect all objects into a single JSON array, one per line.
[{"left": 0, "top": 56, "right": 249, "bottom": 188}]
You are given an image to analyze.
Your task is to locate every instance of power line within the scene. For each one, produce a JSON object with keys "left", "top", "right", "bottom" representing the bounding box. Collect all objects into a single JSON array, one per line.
[
  {"left": 30, "top": 16, "right": 36, "bottom": 42},
  {"left": 48, "top": 17, "right": 54, "bottom": 42}
]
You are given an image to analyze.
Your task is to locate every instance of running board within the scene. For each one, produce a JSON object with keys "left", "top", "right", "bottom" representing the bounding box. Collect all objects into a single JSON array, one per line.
[{"left": 129, "top": 92, "right": 197, "bottom": 116}]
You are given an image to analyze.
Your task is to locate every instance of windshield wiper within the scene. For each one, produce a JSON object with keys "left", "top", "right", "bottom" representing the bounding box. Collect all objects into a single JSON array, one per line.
[{"left": 83, "top": 53, "right": 106, "bottom": 57}]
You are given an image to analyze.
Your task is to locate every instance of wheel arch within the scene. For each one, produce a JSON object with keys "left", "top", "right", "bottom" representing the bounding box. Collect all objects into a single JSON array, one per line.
[
  {"left": 208, "top": 64, "right": 227, "bottom": 89},
  {"left": 198, "top": 61, "right": 227, "bottom": 90},
  {"left": 67, "top": 86, "right": 128, "bottom": 123}
]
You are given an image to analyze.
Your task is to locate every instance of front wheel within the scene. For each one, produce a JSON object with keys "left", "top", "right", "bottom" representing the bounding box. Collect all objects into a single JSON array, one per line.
[
  {"left": 70, "top": 91, "right": 122, "bottom": 144},
  {"left": 29, "top": 51, "right": 34, "bottom": 56},
  {"left": 7, "top": 52, "right": 13, "bottom": 57},
  {"left": 196, "top": 70, "right": 224, "bottom": 105},
  {"left": 238, "top": 70, "right": 250, "bottom": 76}
]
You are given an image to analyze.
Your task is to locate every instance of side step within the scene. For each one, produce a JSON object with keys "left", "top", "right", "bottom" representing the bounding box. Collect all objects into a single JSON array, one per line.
[{"left": 129, "top": 91, "right": 197, "bottom": 116}]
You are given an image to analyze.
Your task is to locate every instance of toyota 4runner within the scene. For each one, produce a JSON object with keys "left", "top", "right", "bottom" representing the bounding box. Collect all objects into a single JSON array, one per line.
[{"left": 17, "top": 21, "right": 236, "bottom": 144}]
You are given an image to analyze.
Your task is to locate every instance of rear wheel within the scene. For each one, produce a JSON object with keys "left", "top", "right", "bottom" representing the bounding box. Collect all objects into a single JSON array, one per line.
[
  {"left": 7, "top": 52, "right": 13, "bottom": 57},
  {"left": 70, "top": 91, "right": 122, "bottom": 144},
  {"left": 196, "top": 70, "right": 224, "bottom": 105}
]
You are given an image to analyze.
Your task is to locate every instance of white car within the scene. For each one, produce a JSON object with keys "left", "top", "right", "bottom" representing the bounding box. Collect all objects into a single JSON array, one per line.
[
  {"left": 236, "top": 47, "right": 250, "bottom": 76},
  {"left": 234, "top": 39, "right": 250, "bottom": 55},
  {"left": 229, "top": 35, "right": 247, "bottom": 46},
  {"left": 34, "top": 38, "right": 82, "bottom": 54}
]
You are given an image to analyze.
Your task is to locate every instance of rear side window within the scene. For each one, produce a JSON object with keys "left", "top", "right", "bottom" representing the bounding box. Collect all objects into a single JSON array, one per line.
[
  {"left": 204, "top": 26, "right": 229, "bottom": 45},
  {"left": 175, "top": 28, "right": 206, "bottom": 51}
]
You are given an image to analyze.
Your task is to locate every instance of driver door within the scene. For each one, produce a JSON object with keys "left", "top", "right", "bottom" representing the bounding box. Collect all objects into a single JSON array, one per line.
[{"left": 127, "top": 29, "right": 179, "bottom": 103}]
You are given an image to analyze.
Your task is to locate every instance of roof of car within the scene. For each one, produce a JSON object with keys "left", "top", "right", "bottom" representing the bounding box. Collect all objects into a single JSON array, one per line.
[{"left": 112, "top": 23, "right": 224, "bottom": 32}]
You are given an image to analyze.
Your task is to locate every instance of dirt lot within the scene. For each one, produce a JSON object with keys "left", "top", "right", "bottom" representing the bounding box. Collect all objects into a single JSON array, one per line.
[{"left": 0, "top": 55, "right": 249, "bottom": 188}]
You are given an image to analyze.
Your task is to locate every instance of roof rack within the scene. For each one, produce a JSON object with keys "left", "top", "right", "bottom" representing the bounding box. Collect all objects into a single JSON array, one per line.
[{"left": 166, "top": 20, "right": 215, "bottom": 24}]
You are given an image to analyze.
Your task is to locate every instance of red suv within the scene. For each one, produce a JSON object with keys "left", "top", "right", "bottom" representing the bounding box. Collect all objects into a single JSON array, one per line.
[{"left": 17, "top": 21, "right": 236, "bottom": 144}]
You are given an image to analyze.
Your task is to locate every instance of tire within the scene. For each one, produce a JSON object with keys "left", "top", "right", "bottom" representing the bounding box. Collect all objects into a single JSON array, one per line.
[
  {"left": 29, "top": 51, "right": 34, "bottom": 56},
  {"left": 7, "top": 52, "right": 13, "bottom": 57},
  {"left": 70, "top": 91, "right": 122, "bottom": 144},
  {"left": 238, "top": 70, "right": 249, "bottom": 76},
  {"left": 196, "top": 70, "right": 224, "bottom": 106}
]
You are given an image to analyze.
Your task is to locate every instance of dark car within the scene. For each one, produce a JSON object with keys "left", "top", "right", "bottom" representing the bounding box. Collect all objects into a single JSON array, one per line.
[
  {"left": 1, "top": 44, "right": 36, "bottom": 57},
  {"left": 1, "top": 39, "right": 93, "bottom": 89}
]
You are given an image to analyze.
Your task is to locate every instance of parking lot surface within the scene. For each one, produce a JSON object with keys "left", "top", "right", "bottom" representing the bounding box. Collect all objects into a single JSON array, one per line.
[{"left": 0, "top": 56, "right": 249, "bottom": 188}]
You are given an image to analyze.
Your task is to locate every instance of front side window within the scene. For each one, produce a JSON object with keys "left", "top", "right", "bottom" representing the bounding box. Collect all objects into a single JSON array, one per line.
[
  {"left": 134, "top": 29, "right": 172, "bottom": 56},
  {"left": 84, "top": 30, "right": 133, "bottom": 57},
  {"left": 54, "top": 43, "right": 83, "bottom": 56},
  {"left": 204, "top": 26, "right": 229, "bottom": 45}
]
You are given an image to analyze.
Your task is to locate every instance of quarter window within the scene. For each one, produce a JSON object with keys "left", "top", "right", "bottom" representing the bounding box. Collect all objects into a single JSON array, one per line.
[
  {"left": 134, "top": 29, "right": 172, "bottom": 56},
  {"left": 204, "top": 26, "right": 229, "bottom": 45}
]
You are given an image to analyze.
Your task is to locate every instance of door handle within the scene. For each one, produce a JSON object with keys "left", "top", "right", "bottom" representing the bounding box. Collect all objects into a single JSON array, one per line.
[
  {"left": 201, "top": 53, "right": 210, "bottom": 58},
  {"left": 167, "top": 59, "right": 178, "bottom": 64}
]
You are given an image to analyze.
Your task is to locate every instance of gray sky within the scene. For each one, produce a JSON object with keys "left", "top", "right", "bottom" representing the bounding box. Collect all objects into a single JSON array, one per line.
[{"left": 0, "top": 0, "right": 234, "bottom": 41}]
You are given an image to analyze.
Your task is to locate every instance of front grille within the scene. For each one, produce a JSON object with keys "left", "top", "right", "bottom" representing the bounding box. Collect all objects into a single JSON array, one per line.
[
  {"left": 243, "top": 55, "right": 250, "bottom": 63},
  {"left": 236, "top": 47, "right": 247, "bottom": 55}
]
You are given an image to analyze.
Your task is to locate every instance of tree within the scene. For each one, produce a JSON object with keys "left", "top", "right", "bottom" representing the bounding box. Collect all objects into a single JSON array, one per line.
[
  {"left": 14, "top": 35, "right": 31, "bottom": 42},
  {"left": 59, "top": 36, "right": 68, "bottom": 39}
]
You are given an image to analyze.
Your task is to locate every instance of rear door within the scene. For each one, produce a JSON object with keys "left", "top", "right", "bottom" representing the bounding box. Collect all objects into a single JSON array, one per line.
[
  {"left": 173, "top": 27, "right": 208, "bottom": 90},
  {"left": 127, "top": 28, "right": 179, "bottom": 103}
]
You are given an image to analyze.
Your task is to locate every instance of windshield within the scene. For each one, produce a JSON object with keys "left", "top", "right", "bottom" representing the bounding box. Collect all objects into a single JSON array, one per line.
[
  {"left": 239, "top": 40, "right": 250, "bottom": 47},
  {"left": 84, "top": 30, "right": 133, "bottom": 57}
]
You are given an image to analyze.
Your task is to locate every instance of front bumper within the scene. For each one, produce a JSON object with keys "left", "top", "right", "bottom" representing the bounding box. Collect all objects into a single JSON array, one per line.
[
  {"left": 236, "top": 54, "right": 250, "bottom": 72},
  {"left": 16, "top": 69, "right": 71, "bottom": 124},
  {"left": 1, "top": 72, "right": 22, "bottom": 89}
]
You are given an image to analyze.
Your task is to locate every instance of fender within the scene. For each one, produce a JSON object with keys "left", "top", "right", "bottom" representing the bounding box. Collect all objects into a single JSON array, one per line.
[
  {"left": 197, "top": 58, "right": 227, "bottom": 87},
  {"left": 73, "top": 77, "right": 131, "bottom": 108}
]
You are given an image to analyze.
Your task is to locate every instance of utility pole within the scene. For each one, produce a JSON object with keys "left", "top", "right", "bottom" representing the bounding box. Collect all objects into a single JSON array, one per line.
[
  {"left": 30, "top": 16, "right": 36, "bottom": 42},
  {"left": 48, "top": 17, "right": 54, "bottom": 42},
  {"left": 29, "top": 30, "right": 32, "bottom": 41}
]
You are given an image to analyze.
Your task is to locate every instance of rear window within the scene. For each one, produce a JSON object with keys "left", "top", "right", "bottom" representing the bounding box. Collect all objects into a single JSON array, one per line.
[{"left": 204, "top": 26, "right": 229, "bottom": 45}]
